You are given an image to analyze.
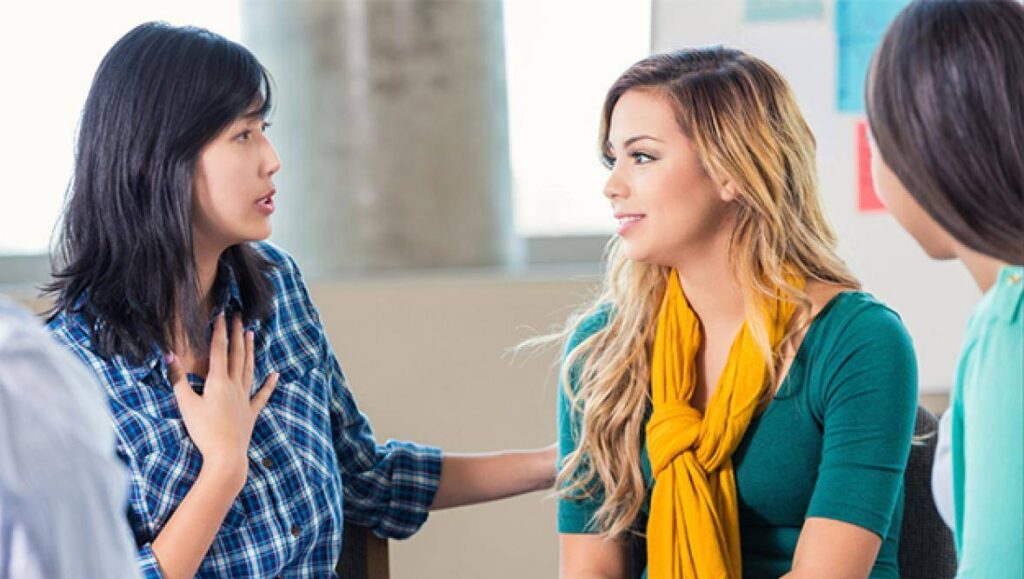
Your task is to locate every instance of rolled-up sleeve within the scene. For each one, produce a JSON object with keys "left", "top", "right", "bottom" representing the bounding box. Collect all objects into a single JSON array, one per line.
[
  {"left": 135, "top": 543, "right": 163, "bottom": 579},
  {"left": 278, "top": 246, "right": 443, "bottom": 540},
  {"left": 325, "top": 345, "right": 442, "bottom": 539}
]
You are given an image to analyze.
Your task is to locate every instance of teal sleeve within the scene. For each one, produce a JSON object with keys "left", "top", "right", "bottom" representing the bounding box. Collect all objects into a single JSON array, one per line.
[
  {"left": 557, "top": 309, "right": 610, "bottom": 534},
  {"left": 806, "top": 303, "right": 919, "bottom": 538},
  {"left": 957, "top": 312, "right": 1023, "bottom": 577}
]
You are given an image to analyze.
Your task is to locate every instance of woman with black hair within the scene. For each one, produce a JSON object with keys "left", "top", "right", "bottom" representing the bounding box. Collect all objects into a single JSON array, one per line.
[
  {"left": 45, "top": 22, "right": 556, "bottom": 578},
  {"left": 867, "top": 1, "right": 1023, "bottom": 577}
]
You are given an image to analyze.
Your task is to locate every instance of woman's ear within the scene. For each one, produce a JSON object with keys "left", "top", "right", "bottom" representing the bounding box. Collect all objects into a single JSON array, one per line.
[
  {"left": 718, "top": 178, "right": 740, "bottom": 202},
  {"left": 705, "top": 162, "right": 740, "bottom": 202}
]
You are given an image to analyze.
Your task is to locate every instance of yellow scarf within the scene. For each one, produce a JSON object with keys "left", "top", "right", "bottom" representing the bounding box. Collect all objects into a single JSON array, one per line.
[{"left": 646, "top": 271, "right": 800, "bottom": 579}]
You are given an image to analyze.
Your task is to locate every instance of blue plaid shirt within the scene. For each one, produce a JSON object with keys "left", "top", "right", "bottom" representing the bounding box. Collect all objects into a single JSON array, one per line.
[{"left": 47, "top": 242, "right": 442, "bottom": 578}]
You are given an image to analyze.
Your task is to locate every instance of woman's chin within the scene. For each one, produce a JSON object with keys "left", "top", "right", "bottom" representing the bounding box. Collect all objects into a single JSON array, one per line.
[
  {"left": 622, "top": 242, "right": 657, "bottom": 266},
  {"left": 244, "top": 224, "right": 273, "bottom": 244}
]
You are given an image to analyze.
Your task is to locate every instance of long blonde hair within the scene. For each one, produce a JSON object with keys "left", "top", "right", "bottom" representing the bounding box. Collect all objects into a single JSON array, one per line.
[{"left": 548, "top": 47, "right": 859, "bottom": 538}]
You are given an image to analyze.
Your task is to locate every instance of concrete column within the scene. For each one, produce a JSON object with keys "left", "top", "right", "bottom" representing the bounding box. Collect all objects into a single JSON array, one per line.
[{"left": 242, "top": 0, "right": 520, "bottom": 277}]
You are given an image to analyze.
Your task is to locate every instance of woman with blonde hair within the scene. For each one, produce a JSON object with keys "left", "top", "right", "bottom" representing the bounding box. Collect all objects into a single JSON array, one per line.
[{"left": 554, "top": 47, "right": 917, "bottom": 578}]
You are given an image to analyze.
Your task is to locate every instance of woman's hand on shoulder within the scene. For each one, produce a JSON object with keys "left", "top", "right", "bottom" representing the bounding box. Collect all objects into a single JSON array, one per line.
[{"left": 167, "top": 313, "right": 278, "bottom": 490}]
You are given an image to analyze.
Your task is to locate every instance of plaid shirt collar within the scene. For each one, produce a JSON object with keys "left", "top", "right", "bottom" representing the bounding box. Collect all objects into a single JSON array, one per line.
[{"left": 106, "top": 257, "right": 252, "bottom": 385}]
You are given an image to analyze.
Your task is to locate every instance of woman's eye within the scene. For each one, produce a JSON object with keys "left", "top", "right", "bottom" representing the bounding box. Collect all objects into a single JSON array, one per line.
[
  {"left": 236, "top": 130, "right": 251, "bottom": 142},
  {"left": 261, "top": 121, "right": 272, "bottom": 133},
  {"left": 632, "top": 152, "right": 654, "bottom": 164},
  {"left": 602, "top": 155, "right": 616, "bottom": 170}
]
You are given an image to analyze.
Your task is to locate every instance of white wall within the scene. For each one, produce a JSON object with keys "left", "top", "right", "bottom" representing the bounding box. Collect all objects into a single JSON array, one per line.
[{"left": 651, "top": 0, "right": 978, "bottom": 393}]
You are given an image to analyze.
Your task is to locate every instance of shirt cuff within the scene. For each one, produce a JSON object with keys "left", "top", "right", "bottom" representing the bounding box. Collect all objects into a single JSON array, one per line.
[
  {"left": 375, "top": 440, "right": 442, "bottom": 539},
  {"left": 136, "top": 543, "right": 164, "bottom": 579}
]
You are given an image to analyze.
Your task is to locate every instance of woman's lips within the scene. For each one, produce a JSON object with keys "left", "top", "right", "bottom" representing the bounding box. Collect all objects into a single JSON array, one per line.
[
  {"left": 616, "top": 214, "right": 645, "bottom": 235},
  {"left": 256, "top": 193, "right": 275, "bottom": 215}
]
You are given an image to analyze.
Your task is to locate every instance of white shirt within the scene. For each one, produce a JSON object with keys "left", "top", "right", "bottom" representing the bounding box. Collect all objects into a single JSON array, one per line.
[
  {"left": 932, "top": 408, "right": 955, "bottom": 531},
  {"left": 0, "top": 296, "right": 139, "bottom": 578}
]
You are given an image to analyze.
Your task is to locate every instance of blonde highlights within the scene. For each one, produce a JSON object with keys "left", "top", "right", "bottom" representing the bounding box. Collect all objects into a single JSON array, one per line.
[{"left": 554, "top": 47, "right": 859, "bottom": 538}]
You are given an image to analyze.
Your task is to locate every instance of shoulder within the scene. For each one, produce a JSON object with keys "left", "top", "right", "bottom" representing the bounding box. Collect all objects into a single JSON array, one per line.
[
  {"left": 250, "top": 240, "right": 300, "bottom": 271},
  {"left": 44, "top": 304, "right": 105, "bottom": 367},
  {"left": 0, "top": 301, "right": 77, "bottom": 380},
  {"left": 970, "top": 307, "right": 1023, "bottom": 360},
  {"left": 249, "top": 241, "right": 304, "bottom": 287},
  {"left": 1, "top": 297, "right": 99, "bottom": 380},
  {"left": 247, "top": 242, "right": 328, "bottom": 362},
  {"left": 0, "top": 301, "right": 97, "bottom": 368},
  {"left": 566, "top": 305, "right": 613, "bottom": 355},
  {"left": 967, "top": 266, "right": 1023, "bottom": 345},
  {"left": 0, "top": 297, "right": 43, "bottom": 350},
  {"left": 810, "top": 290, "right": 911, "bottom": 348},
  {"left": 803, "top": 290, "right": 917, "bottom": 401},
  {"left": 963, "top": 268, "right": 1023, "bottom": 387},
  {"left": 43, "top": 311, "right": 131, "bottom": 410},
  {"left": 559, "top": 305, "right": 614, "bottom": 404},
  {"left": 0, "top": 300, "right": 115, "bottom": 479},
  {"left": 248, "top": 241, "right": 317, "bottom": 315}
]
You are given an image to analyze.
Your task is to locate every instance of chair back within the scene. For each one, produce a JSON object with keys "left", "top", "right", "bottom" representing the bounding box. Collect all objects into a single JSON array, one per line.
[
  {"left": 337, "top": 522, "right": 390, "bottom": 579},
  {"left": 898, "top": 406, "right": 957, "bottom": 579}
]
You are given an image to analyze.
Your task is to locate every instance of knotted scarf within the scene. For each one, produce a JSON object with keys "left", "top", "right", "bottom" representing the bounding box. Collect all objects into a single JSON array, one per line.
[{"left": 646, "top": 271, "right": 801, "bottom": 579}]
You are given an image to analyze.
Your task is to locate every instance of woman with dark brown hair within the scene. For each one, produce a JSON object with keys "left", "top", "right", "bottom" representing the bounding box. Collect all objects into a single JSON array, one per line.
[
  {"left": 44, "top": 22, "right": 558, "bottom": 578},
  {"left": 867, "top": 1, "right": 1023, "bottom": 577}
]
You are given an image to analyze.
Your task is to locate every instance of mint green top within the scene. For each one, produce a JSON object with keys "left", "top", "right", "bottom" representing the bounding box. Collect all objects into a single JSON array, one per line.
[
  {"left": 949, "top": 265, "right": 1023, "bottom": 578},
  {"left": 558, "top": 292, "right": 919, "bottom": 578}
]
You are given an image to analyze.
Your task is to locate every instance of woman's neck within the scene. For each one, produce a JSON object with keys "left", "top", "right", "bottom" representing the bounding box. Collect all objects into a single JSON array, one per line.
[
  {"left": 954, "top": 242, "right": 1008, "bottom": 294},
  {"left": 671, "top": 232, "right": 745, "bottom": 328}
]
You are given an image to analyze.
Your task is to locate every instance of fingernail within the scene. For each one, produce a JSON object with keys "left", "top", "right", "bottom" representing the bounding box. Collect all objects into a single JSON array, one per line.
[{"left": 246, "top": 331, "right": 254, "bottom": 340}]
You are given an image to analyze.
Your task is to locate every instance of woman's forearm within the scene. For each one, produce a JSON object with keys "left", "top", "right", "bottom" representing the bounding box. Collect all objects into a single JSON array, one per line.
[
  {"left": 150, "top": 457, "right": 247, "bottom": 578},
  {"left": 782, "top": 517, "right": 878, "bottom": 579},
  {"left": 430, "top": 444, "right": 557, "bottom": 510}
]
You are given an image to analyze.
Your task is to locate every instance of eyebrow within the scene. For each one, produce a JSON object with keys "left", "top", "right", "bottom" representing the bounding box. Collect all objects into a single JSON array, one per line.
[{"left": 606, "top": 135, "right": 664, "bottom": 151}]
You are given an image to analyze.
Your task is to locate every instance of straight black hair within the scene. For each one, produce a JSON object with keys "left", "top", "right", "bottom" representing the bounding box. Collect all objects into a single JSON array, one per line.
[
  {"left": 867, "top": 0, "right": 1024, "bottom": 264},
  {"left": 45, "top": 22, "right": 277, "bottom": 363}
]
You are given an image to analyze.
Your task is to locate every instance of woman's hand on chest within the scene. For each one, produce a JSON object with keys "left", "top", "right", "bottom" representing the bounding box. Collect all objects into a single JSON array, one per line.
[{"left": 166, "top": 313, "right": 279, "bottom": 490}]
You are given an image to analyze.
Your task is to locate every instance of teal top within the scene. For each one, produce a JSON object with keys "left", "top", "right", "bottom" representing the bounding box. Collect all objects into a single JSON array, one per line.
[
  {"left": 558, "top": 292, "right": 919, "bottom": 578},
  {"left": 949, "top": 265, "right": 1023, "bottom": 578}
]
